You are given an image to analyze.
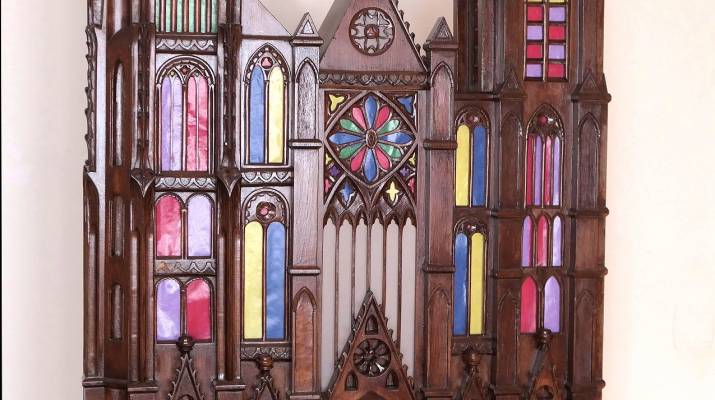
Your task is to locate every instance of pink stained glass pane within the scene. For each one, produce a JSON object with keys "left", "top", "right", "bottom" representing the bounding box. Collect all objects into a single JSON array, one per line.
[
  {"left": 156, "top": 196, "right": 182, "bottom": 257},
  {"left": 521, "top": 217, "right": 533, "bottom": 267},
  {"left": 544, "top": 277, "right": 561, "bottom": 332},
  {"left": 534, "top": 136, "right": 543, "bottom": 206},
  {"left": 520, "top": 278, "right": 537, "bottom": 333},
  {"left": 156, "top": 279, "right": 181, "bottom": 341},
  {"left": 186, "top": 75, "right": 209, "bottom": 171},
  {"left": 188, "top": 195, "right": 212, "bottom": 257},
  {"left": 553, "top": 136, "right": 562, "bottom": 205},
  {"left": 544, "top": 136, "right": 553, "bottom": 205},
  {"left": 526, "top": 136, "right": 535, "bottom": 205},
  {"left": 186, "top": 279, "right": 211, "bottom": 340},
  {"left": 536, "top": 216, "right": 549, "bottom": 267},
  {"left": 552, "top": 216, "right": 563, "bottom": 266}
]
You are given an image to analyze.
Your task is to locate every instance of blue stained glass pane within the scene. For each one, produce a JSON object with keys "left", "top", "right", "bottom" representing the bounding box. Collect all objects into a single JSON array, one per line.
[
  {"left": 266, "top": 222, "right": 286, "bottom": 340},
  {"left": 454, "top": 233, "right": 469, "bottom": 335},
  {"left": 365, "top": 96, "right": 378, "bottom": 129},
  {"left": 380, "top": 132, "right": 413, "bottom": 145},
  {"left": 471, "top": 125, "right": 487, "bottom": 206},
  {"left": 249, "top": 69, "right": 266, "bottom": 164},
  {"left": 364, "top": 149, "right": 378, "bottom": 182},
  {"left": 329, "top": 132, "right": 363, "bottom": 145},
  {"left": 397, "top": 96, "right": 415, "bottom": 117}
]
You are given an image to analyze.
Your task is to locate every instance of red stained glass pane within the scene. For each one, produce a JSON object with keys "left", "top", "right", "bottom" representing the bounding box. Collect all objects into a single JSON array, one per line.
[
  {"left": 547, "top": 63, "right": 566, "bottom": 79},
  {"left": 186, "top": 279, "right": 211, "bottom": 340},
  {"left": 156, "top": 196, "right": 181, "bottom": 257},
  {"left": 536, "top": 216, "right": 549, "bottom": 267},
  {"left": 527, "top": 6, "right": 544, "bottom": 22},
  {"left": 526, "top": 44, "right": 543, "bottom": 60},
  {"left": 548, "top": 25, "right": 566, "bottom": 41},
  {"left": 526, "top": 135, "right": 535, "bottom": 205},
  {"left": 544, "top": 136, "right": 553, "bottom": 205},
  {"left": 521, "top": 278, "right": 537, "bottom": 333}
]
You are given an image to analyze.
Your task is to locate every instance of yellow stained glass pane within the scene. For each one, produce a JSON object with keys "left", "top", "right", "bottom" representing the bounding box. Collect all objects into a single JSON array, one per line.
[
  {"left": 244, "top": 221, "right": 264, "bottom": 339},
  {"left": 268, "top": 68, "right": 285, "bottom": 164},
  {"left": 469, "top": 233, "right": 485, "bottom": 335},
  {"left": 455, "top": 125, "right": 471, "bottom": 206}
]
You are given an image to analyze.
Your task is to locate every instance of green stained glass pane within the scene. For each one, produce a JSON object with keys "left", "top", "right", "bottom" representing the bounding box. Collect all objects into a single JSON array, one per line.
[
  {"left": 188, "top": 0, "right": 195, "bottom": 32},
  {"left": 201, "top": 0, "right": 207, "bottom": 33},
  {"left": 155, "top": 0, "right": 161, "bottom": 28},
  {"left": 378, "top": 143, "right": 401, "bottom": 159},
  {"left": 340, "top": 119, "right": 363, "bottom": 134},
  {"left": 165, "top": 0, "right": 172, "bottom": 31},
  {"left": 211, "top": 0, "right": 218, "bottom": 32},
  {"left": 176, "top": 0, "right": 183, "bottom": 32},
  {"left": 339, "top": 143, "right": 364, "bottom": 159},
  {"left": 377, "top": 119, "right": 400, "bottom": 134}
]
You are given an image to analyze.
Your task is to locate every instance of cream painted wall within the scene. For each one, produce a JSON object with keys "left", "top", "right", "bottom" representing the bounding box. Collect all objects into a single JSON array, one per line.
[{"left": 1, "top": 1, "right": 713, "bottom": 399}]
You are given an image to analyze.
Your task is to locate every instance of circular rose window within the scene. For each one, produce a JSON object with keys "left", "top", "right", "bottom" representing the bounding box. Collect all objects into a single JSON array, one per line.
[
  {"left": 349, "top": 8, "right": 395, "bottom": 56},
  {"left": 353, "top": 339, "right": 391, "bottom": 377}
]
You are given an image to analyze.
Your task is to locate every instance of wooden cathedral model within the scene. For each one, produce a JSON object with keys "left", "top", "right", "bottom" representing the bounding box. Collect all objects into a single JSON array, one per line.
[{"left": 83, "top": 0, "right": 609, "bottom": 399}]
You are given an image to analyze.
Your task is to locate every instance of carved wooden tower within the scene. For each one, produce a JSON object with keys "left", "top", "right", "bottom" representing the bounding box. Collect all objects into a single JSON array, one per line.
[{"left": 83, "top": 0, "right": 609, "bottom": 399}]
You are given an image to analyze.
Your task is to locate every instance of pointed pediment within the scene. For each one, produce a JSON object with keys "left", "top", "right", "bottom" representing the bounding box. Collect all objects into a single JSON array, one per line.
[
  {"left": 426, "top": 17, "right": 453, "bottom": 43},
  {"left": 242, "top": 0, "right": 290, "bottom": 37},
  {"left": 295, "top": 12, "right": 320, "bottom": 37},
  {"left": 497, "top": 66, "right": 526, "bottom": 98},
  {"left": 326, "top": 291, "right": 416, "bottom": 400},
  {"left": 319, "top": 0, "right": 426, "bottom": 74},
  {"left": 572, "top": 69, "right": 611, "bottom": 102}
]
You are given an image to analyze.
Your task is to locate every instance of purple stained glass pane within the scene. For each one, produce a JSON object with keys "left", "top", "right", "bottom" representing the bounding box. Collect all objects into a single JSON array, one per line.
[
  {"left": 549, "top": 44, "right": 566, "bottom": 60},
  {"left": 552, "top": 216, "right": 563, "bottom": 267},
  {"left": 534, "top": 136, "right": 543, "bottom": 206},
  {"left": 544, "top": 277, "right": 561, "bottom": 332},
  {"left": 549, "top": 6, "right": 567, "bottom": 23},
  {"left": 157, "top": 279, "right": 181, "bottom": 341},
  {"left": 553, "top": 136, "right": 562, "bottom": 205},
  {"left": 188, "top": 195, "right": 213, "bottom": 257},
  {"left": 526, "top": 64, "right": 543, "bottom": 79},
  {"left": 161, "top": 76, "right": 184, "bottom": 171},
  {"left": 527, "top": 25, "right": 544, "bottom": 41}
]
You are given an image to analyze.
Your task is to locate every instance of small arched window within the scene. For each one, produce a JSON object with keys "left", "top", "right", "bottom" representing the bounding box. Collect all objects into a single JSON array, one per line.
[
  {"left": 186, "top": 279, "right": 212, "bottom": 340},
  {"left": 155, "top": 0, "right": 218, "bottom": 33},
  {"left": 521, "top": 217, "right": 533, "bottom": 267},
  {"left": 536, "top": 215, "right": 549, "bottom": 267},
  {"left": 156, "top": 195, "right": 182, "bottom": 257},
  {"left": 526, "top": 108, "right": 563, "bottom": 207},
  {"left": 156, "top": 278, "right": 213, "bottom": 342},
  {"left": 243, "top": 194, "right": 288, "bottom": 341},
  {"left": 155, "top": 194, "right": 215, "bottom": 259},
  {"left": 552, "top": 215, "right": 563, "bottom": 266},
  {"left": 246, "top": 47, "right": 288, "bottom": 165},
  {"left": 453, "top": 224, "right": 486, "bottom": 336},
  {"left": 187, "top": 195, "right": 213, "bottom": 257},
  {"left": 158, "top": 62, "right": 212, "bottom": 172},
  {"left": 520, "top": 277, "right": 538, "bottom": 333},
  {"left": 455, "top": 110, "right": 489, "bottom": 207},
  {"left": 156, "top": 278, "right": 181, "bottom": 341},
  {"left": 544, "top": 277, "right": 561, "bottom": 332}
]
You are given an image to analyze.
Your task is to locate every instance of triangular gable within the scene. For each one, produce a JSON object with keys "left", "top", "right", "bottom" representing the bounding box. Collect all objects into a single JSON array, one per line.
[
  {"left": 294, "top": 12, "right": 320, "bottom": 38},
  {"left": 319, "top": 0, "right": 426, "bottom": 73},
  {"left": 326, "top": 291, "right": 416, "bottom": 400},
  {"left": 425, "top": 17, "right": 453, "bottom": 43},
  {"left": 242, "top": 0, "right": 289, "bottom": 37}
]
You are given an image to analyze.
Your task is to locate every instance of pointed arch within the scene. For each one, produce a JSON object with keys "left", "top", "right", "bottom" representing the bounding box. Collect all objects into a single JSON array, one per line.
[
  {"left": 544, "top": 276, "right": 561, "bottom": 332},
  {"left": 156, "top": 278, "right": 181, "bottom": 341},
  {"left": 186, "top": 278, "right": 212, "bottom": 340},
  {"left": 293, "top": 287, "right": 318, "bottom": 392},
  {"left": 187, "top": 194, "right": 213, "bottom": 257},
  {"left": 578, "top": 113, "right": 601, "bottom": 208},
  {"left": 500, "top": 113, "right": 523, "bottom": 206},
  {"left": 536, "top": 215, "right": 550, "bottom": 267},
  {"left": 520, "top": 277, "right": 538, "bottom": 333},
  {"left": 455, "top": 107, "right": 490, "bottom": 207},
  {"left": 526, "top": 105, "right": 564, "bottom": 206},
  {"left": 522, "top": 216, "right": 534, "bottom": 267},
  {"left": 552, "top": 215, "right": 564, "bottom": 266},
  {"left": 296, "top": 59, "right": 318, "bottom": 140},
  {"left": 431, "top": 63, "right": 454, "bottom": 141},
  {"left": 155, "top": 194, "right": 182, "bottom": 257},
  {"left": 245, "top": 45, "right": 290, "bottom": 165}
]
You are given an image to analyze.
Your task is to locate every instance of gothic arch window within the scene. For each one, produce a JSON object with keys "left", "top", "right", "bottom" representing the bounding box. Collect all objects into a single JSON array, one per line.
[
  {"left": 526, "top": 107, "right": 563, "bottom": 207},
  {"left": 156, "top": 278, "right": 213, "bottom": 342},
  {"left": 453, "top": 222, "right": 486, "bottom": 336},
  {"left": 522, "top": 214, "right": 564, "bottom": 268},
  {"left": 242, "top": 192, "right": 288, "bottom": 341},
  {"left": 155, "top": 193, "right": 215, "bottom": 259},
  {"left": 157, "top": 59, "right": 213, "bottom": 173},
  {"left": 155, "top": 0, "right": 218, "bottom": 33},
  {"left": 544, "top": 276, "right": 561, "bottom": 332},
  {"left": 525, "top": 0, "right": 569, "bottom": 81},
  {"left": 455, "top": 109, "right": 489, "bottom": 207},
  {"left": 520, "top": 277, "right": 538, "bottom": 333},
  {"left": 245, "top": 46, "right": 289, "bottom": 165}
]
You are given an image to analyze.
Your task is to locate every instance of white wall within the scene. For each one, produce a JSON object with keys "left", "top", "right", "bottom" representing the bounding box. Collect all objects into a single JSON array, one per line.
[{"left": 1, "top": 1, "right": 713, "bottom": 399}]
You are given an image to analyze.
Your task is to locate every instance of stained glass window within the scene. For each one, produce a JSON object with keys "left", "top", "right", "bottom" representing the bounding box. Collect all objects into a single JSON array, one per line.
[
  {"left": 521, "top": 217, "right": 533, "bottom": 267},
  {"left": 552, "top": 215, "right": 563, "bottom": 266},
  {"left": 326, "top": 95, "right": 416, "bottom": 185},
  {"left": 159, "top": 65, "right": 210, "bottom": 172},
  {"left": 544, "top": 277, "right": 561, "bottom": 332},
  {"left": 454, "top": 226, "right": 486, "bottom": 336},
  {"left": 156, "top": 194, "right": 214, "bottom": 259},
  {"left": 156, "top": 278, "right": 213, "bottom": 342},
  {"left": 243, "top": 196, "right": 288, "bottom": 341},
  {"left": 247, "top": 48, "right": 287, "bottom": 165},
  {"left": 520, "top": 278, "right": 538, "bottom": 333},
  {"left": 525, "top": 0, "right": 568, "bottom": 81},
  {"left": 155, "top": 0, "right": 218, "bottom": 33},
  {"left": 536, "top": 215, "right": 549, "bottom": 267},
  {"left": 524, "top": 214, "right": 563, "bottom": 268},
  {"left": 455, "top": 110, "right": 489, "bottom": 207},
  {"left": 526, "top": 110, "right": 563, "bottom": 207}
]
